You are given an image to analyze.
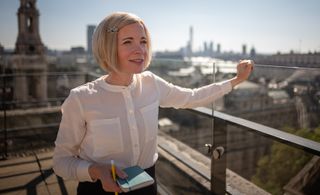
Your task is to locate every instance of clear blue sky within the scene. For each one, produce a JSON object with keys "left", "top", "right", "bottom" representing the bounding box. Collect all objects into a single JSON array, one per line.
[{"left": 1, "top": 0, "right": 320, "bottom": 54}]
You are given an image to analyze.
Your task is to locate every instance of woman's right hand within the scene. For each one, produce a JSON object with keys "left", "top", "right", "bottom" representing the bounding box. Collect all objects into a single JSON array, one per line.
[
  {"left": 88, "top": 163, "right": 128, "bottom": 193},
  {"left": 230, "top": 59, "right": 254, "bottom": 87}
]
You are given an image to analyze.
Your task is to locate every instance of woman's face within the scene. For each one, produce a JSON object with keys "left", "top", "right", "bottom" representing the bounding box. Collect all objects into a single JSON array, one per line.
[{"left": 117, "top": 22, "right": 148, "bottom": 74}]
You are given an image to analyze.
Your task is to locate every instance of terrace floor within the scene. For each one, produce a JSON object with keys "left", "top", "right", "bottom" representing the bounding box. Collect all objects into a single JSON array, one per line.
[{"left": 0, "top": 150, "right": 78, "bottom": 195}]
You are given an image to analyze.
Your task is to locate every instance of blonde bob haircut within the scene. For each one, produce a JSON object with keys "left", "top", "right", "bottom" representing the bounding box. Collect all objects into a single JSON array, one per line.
[{"left": 92, "top": 12, "right": 152, "bottom": 73}]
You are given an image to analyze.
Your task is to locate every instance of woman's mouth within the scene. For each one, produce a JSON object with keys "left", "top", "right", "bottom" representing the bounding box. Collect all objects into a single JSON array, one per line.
[{"left": 129, "top": 59, "right": 144, "bottom": 64}]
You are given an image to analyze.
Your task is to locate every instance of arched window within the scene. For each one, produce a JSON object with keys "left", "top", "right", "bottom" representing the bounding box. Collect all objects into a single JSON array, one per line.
[
  {"left": 26, "top": 2, "right": 33, "bottom": 8},
  {"left": 28, "top": 45, "right": 35, "bottom": 53},
  {"left": 27, "top": 17, "right": 33, "bottom": 32}
]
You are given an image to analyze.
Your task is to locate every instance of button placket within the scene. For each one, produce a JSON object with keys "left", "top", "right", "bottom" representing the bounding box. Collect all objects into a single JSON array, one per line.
[{"left": 123, "top": 90, "right": 140, "bottom": 164}]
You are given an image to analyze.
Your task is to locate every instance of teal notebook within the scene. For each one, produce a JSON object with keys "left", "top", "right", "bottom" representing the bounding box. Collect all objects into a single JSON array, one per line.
[{"left": 117, "top": 166, "right": 154, "bottom": 192}]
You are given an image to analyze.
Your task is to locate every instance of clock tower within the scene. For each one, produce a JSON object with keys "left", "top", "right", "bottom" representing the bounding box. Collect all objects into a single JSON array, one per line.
[
  {"left": 10, "top": 0, "right": 47, "bottom": 105},
  {"left": 15, "top": 0, "right": 45, "bottom": 55}
]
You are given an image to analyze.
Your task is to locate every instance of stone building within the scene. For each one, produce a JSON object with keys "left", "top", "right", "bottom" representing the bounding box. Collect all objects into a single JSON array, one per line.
[
  {"left": 254, "top": 52, "right": 320, "bottom": 68},
  {"left": 9, "top": 0, "right": 47, "bottom": 106}
]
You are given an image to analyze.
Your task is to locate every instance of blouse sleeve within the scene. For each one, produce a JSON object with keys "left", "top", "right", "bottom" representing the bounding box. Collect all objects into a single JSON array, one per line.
[
  {"left": 152, "top": 73, "right": 232, "bottom": 109},
  {"left": 53, "top": 89, "right": 94, "bottom": 182}
]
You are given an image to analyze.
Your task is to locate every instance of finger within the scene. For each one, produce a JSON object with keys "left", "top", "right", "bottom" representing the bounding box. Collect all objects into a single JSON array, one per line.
[
  {"left": 102, "top": 176, "right": 122, "bottom": 192},
  {"left": 241, "top": 59, "right": 252, "bottom": 65},
  {"left": 245, "top": 59, "right": 252, "bottom": 64},
  {"left": 110, "top": 179, "right": 122, "bottom": 193},
  {"left": 242, "top": 60, "right": 254, "bottom": 70},
  {"left": 246, "top": 61, "right": 254, "bottom": 71},
  {"left": 250, "top": 60, "right": 254, "bottom": 70},
  {"left": 113, "top": 183, "right": 122, "bottom": 193},
  {"left": 103, "top": 184, "right": 122, "bottom": 193}
]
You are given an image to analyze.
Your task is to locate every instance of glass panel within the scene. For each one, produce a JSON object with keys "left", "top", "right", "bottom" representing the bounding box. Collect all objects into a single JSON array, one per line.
[
  {"left": 159, "top": 107, "right": 213, "bottom": 157},
  {"left": 158, "top": 107, "right": 212, "bottom": 194},
  {"left": 151, "top": 58, "right": 320, "bottom": 143},
  {"left": 222, "top": 64, "right": 320, "bottom": 142},
  {"left": 150, "top": 58, "right": 215, "bottom": 157},
  {"left": 152, "top": 58, "right": 215, "bottom": 194},
  {"left": 224, "top": 121, "right": 320, "bottom": 195},
  {"left": 0, "top": 73, "right": 87, "bottom": 155},
  {"left": 150, "top": 58, "right": 215, "bottom": 88},
  {"left": 152, "top": 56, "right": 320, "bottom": 195}
]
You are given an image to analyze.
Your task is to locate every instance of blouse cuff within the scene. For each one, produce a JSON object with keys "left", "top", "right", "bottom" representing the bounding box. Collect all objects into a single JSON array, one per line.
[
  {"left": 218, "top": 80, "right": 233, "bottom": 95},
  {"left": 76, "top": 160, "right": 96, "bottom": 182}
]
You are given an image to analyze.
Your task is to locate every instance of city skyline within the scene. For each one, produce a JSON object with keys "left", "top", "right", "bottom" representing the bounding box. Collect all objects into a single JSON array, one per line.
[{"left": 1, "top": 0, "right": 320, "bottom": 54}]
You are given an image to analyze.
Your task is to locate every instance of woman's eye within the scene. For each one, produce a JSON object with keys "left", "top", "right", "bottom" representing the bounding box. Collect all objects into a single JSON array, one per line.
[
  {"left": 123, "top": 41, "right": 131, "bottom": 44},
  {"left": 141, "top": 40, "right": 147, "bottom": 44}
]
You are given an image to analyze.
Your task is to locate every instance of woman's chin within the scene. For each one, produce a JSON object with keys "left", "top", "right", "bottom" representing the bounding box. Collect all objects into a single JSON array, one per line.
[{"left": 134, "top": 69, "right": 144, "bottom": 74}]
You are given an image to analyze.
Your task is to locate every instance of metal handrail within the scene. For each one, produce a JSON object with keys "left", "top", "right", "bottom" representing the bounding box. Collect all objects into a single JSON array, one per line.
[
  {"left": 0, "top": 72, "right": 86, "bottom": 78},
  {"left": 189, "top": 107, "right": 320, "bottom": 156}
]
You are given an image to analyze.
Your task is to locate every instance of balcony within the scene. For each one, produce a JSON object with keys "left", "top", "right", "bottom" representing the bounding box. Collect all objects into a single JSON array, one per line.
[{"left": 1, "top": 58, "right": 320, "bottom": 195}]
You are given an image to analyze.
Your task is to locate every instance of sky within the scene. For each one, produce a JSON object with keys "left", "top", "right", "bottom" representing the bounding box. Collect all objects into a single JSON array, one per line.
[{"left": 1, "top": 0, "right": 320, "bottom": 54}]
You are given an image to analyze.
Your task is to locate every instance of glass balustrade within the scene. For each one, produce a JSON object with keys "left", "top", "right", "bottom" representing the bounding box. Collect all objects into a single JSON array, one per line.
[{"left": 0, "top": 58, "right": 319, "bottom": 194}]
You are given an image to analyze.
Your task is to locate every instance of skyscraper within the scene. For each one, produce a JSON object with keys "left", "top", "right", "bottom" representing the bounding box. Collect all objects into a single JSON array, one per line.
[
  {"left": 209, "top": 41, "right": 214, "bottom": 54},
  {"left": 217, "top": 43, "right": 221, "bottom": 54},
  {"left": 242, "top": 44, "right": 247, "bottom": 56},
  {"left": 189, "top": 26, "right": 193, "bottom": 54},
  {"left": 87, "top": 25, "right": 96, "bottom": 56},
  {"left": 185, "top": 26, "right": 193, "bottom": 58}
]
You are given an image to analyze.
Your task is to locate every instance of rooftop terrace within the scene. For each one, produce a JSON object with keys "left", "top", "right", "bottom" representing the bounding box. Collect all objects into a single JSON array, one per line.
[{"left": 1, "top": 59, "right": 320, "bottom": 194}]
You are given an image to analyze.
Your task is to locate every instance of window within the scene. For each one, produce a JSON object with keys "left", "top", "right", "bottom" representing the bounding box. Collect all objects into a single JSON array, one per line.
[{"left": 27, "top": 17, "right": 33, "bottom": 33}]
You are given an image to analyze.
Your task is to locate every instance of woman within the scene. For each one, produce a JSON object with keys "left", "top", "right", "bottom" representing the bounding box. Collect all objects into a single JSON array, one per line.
[{"left": 53, "top": 12, "right": 253, "bottom": 195}]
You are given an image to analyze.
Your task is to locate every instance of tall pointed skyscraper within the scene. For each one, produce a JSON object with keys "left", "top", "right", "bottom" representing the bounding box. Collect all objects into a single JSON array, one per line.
[
  {"left": 189, "top": 26, "right": 193, "bottom": 54},
  {"left": 185, "top": 26, "right": 193, "bottom": 58}
]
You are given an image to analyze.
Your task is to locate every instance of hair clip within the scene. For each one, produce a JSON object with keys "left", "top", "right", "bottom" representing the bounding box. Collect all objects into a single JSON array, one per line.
[{"left": 107, "top": 26, "right": 118, "bottom": 33}]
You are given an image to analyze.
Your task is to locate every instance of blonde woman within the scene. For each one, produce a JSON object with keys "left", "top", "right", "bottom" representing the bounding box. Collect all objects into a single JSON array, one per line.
[{"left": 53, "top": 12, "right": 254, "bottom": 195}]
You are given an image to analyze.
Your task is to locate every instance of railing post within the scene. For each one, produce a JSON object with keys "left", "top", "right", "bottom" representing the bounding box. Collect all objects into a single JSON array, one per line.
[
  {"left": 211, "top": 116, "right": 227, "bottom": 194},
  {"left": 1, "top": 74, "right": 8, "bottom": 159}
]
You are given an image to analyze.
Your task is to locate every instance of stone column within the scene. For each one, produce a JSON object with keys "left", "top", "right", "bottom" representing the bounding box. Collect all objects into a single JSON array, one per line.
[
  {"left": 14, "top": 73, "right": 28, "bottom": 103},
  {"left": 37, "top": 74, "right": 47, "bottom": 102}
]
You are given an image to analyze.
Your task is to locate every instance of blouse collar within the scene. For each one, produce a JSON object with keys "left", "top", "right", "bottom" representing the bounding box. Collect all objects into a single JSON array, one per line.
[{"left": 97, "top": 74, "right": 137, "bottom": 92}]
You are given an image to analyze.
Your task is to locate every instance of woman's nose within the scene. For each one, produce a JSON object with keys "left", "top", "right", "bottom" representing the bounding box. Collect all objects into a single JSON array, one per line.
[{"left": 133, "top": 44, "right": 145, "bottom": 54}]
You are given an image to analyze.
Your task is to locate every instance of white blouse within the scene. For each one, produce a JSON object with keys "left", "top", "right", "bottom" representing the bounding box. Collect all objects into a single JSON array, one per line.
[{"left": 53, "top": 71, "right": 232, "bottom": 182}]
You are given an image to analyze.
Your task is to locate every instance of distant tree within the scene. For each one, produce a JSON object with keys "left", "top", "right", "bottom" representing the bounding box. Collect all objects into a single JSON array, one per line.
[{"left": 251, "top": 126, "right": 320, "bottom": 194}]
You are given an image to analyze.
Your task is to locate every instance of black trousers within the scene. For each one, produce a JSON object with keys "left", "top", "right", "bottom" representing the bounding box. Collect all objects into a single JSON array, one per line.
[{"left": 77, "top": 165, "right": 157, "bottom": 195}]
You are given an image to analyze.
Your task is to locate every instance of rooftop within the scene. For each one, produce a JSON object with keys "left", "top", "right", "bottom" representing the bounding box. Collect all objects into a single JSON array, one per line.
[{"left": 1, "top": 58, "right": 320, "bottom": 194}]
